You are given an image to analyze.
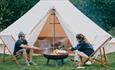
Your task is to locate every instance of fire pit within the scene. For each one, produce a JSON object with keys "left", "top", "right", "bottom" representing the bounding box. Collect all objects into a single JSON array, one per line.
[{"left": 43, "top": 49, "right": 68, "bottom": 64}]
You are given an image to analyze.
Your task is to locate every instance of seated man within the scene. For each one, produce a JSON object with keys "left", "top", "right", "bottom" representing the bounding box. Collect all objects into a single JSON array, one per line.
[
  {"left": 71, "top": 34, "right": 94, "bottom": 64},
  {"left": 13, "top": 32, "right": 39, "bottom": 66}
]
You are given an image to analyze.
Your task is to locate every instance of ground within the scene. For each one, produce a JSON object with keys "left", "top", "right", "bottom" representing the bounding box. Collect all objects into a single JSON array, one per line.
[{"left": 0, "top": 53, "right": 115, "bottom": 70}]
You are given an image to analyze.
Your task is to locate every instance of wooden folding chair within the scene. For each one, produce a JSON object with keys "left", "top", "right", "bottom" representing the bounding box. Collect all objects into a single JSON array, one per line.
[
  {"left": 78, "top": 36, "right": 112, "bottom": 66},
  {"left": 0, "top": 35, "right": 20, "bottom": 65}
]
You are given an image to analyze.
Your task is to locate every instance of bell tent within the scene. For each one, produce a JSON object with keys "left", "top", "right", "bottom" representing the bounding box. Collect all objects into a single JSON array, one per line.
[{"left": 0, "top": 0, "right": 112, "bottom": 52}]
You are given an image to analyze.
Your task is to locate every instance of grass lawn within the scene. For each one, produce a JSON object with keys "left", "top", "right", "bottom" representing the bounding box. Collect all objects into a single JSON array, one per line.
[{"left": 0, "top": 53, "right": 115, "bottom": 70}]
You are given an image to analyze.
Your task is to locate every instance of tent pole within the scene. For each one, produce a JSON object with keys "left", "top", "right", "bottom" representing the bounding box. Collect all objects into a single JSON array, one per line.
[{"left": 52, "top": 9, "right": 56, "bottom": 50}]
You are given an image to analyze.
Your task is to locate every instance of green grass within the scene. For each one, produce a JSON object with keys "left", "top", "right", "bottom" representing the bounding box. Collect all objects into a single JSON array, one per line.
[{"left": 0, "top": 53, "right": 115, "bottom": 70}]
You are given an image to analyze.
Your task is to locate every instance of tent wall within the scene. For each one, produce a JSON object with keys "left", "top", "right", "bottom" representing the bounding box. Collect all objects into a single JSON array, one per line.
[
  {"left": 105, "top": 38, "right": 115, "bottom": 54},
  {"left": 105, "top": 43, "right": 115, "bottom": 54}
]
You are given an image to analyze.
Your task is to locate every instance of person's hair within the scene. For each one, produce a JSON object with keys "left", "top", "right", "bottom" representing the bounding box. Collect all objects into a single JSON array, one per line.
[
  {"left": 18, "top": 32, "right": 25, "bottom": 38},
  {"left": 76, "top": 33, "right": 89, "bottom": 43}
]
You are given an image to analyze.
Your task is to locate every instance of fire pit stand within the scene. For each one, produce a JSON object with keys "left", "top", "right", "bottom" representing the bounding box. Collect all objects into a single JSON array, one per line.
[{"left": 43, "top": 53, "right": 68, "bottom": 65}]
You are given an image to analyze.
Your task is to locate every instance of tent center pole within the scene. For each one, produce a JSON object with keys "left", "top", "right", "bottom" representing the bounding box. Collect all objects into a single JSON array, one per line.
[{"left": 52, "top": 9, "right": 56, "bottom": 50}]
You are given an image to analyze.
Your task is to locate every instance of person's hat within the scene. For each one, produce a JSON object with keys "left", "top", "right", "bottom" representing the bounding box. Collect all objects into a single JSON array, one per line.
[{"left": 18, "top": 32, "right": 25, "bottom": 37}]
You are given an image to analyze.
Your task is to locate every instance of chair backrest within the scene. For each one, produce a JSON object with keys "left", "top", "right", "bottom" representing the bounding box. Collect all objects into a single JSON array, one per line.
[
  {"left": 0, "top": 35, "right": 15, "bottom": 54},
  {"left": 91, "top": 35, "right": 111, "bottom": 51},
  {"left": 91, "top": 35, "right": 112, "bottom": 56}
]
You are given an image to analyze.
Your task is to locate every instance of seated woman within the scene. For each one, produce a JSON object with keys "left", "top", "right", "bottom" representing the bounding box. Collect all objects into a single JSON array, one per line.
[{"left": 71, "top": 33, "right": 94, "bottom": 64}]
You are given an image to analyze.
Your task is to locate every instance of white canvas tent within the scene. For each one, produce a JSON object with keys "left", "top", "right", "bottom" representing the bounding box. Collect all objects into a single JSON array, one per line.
[{"left": 0, "top": 0, "right": 112, "bottom": 53}]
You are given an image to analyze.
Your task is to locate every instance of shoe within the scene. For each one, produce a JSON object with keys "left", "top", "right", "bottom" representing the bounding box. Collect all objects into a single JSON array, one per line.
[
  {"left": 85, "top": 61, "right": 92, "bottom": 65},
  {"left": 29, "top": 61, "right": 37, "bottom": 65},
  {"left": 26, "top": 61, "right": 30, "bottom": 66}
]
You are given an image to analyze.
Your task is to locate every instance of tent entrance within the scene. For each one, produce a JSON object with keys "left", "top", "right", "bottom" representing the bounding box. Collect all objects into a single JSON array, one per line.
[{"left": 34, "top": 9, "right": 71, "bottom": 50}]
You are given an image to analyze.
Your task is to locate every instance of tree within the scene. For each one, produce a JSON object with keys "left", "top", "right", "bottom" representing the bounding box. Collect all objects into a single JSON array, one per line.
[
  {"left": 0, "top": 0, "right": 39, "bottom": 31},
  {"left": 0, "top": 0, "right": 14, "bottom": 31}
]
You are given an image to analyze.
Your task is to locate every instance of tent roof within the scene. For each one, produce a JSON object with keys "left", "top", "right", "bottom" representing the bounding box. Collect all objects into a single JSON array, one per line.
[{"left": 0, "top": 0, "right": 112, "bottom": 50}]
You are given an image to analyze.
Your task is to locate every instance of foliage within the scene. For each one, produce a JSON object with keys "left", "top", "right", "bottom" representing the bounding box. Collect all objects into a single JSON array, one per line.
[
  {"left": 0, "top": 0, "right": 14, "bottom": 31},
  {"left": 108, "top": 27, "right": 115, "bottom": 37},
  {"left": 0, "top": 0, "right": 39, "bottom": 31}
]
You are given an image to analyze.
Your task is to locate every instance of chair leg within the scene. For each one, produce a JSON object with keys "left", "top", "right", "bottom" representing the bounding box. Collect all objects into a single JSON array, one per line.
[
  {"left": 103, "top": 47, "right": 108, "bottom": 64},
  {"left": 12, "top": 56, "right": 20, "bottom": 65}
]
